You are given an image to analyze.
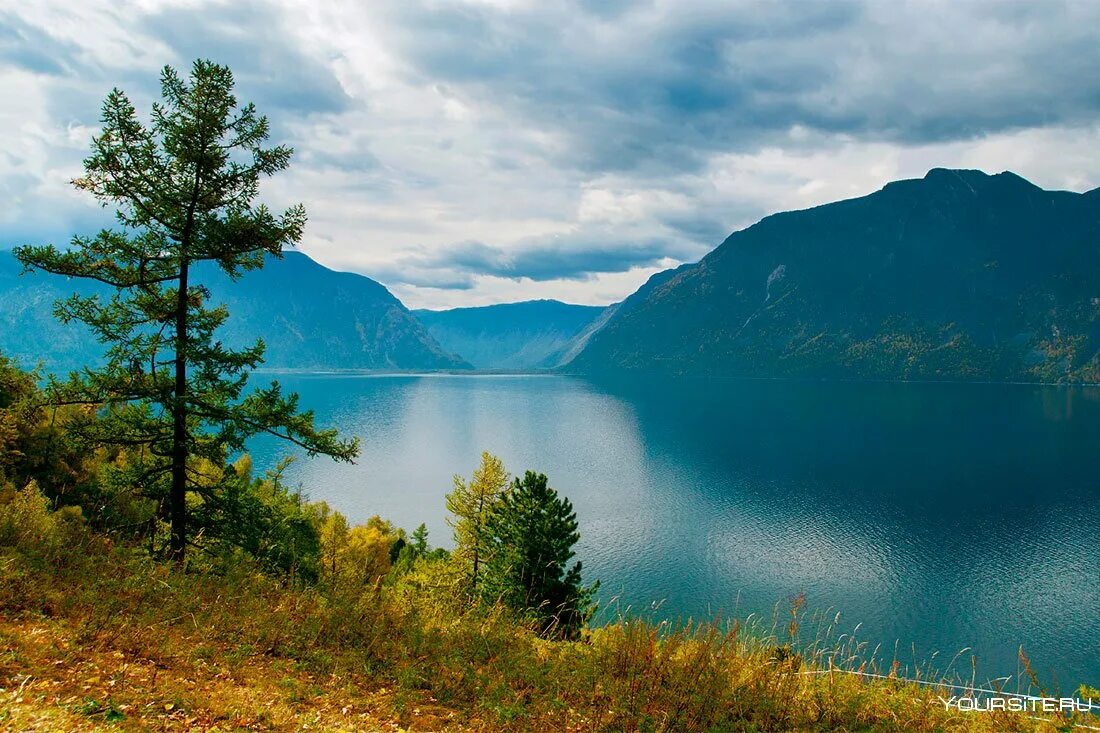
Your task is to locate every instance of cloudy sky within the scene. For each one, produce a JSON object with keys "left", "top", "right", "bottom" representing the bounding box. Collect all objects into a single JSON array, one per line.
[{"left": 2, "top": 0, "right": 1099, "bottom": 308}]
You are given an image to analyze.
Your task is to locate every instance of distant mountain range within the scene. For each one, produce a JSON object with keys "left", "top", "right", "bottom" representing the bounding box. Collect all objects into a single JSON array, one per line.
[
  {"left": 0, "top": 250, "right": 470, "bottom": 374},
  {"left": 3, "top": 168, "right": 1097, "bottom": 383},
  {"left": 414, "top": 300, "right": 603, "bottom": 369},
  {"left": 564, "top": 169, "right": 1100, "bottom": 383}
]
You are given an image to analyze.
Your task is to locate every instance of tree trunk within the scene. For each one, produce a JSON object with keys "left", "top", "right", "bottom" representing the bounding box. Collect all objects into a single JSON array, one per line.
[
  {"left": 472, "top": 493, "right": 484, "bottom": 590},
  {"left": 169, "top": 257, "right": 189, "bottom": 563}
]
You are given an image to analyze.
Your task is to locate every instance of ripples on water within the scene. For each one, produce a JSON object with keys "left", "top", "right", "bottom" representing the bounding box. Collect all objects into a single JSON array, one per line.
[{"left": 249, "top": 374, "right": 1100, "bottom": 687}]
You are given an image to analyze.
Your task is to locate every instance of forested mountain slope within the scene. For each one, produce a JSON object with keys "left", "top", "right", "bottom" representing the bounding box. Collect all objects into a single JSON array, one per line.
[{"left": 567, "top": 169, "right": 1100, "bottom": 383}]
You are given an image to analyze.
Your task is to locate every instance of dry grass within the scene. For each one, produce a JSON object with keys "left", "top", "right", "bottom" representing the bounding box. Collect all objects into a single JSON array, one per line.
[
  {"left": 0, "top": 498, "right": 1095, "bottom": 732},
  {"left": 0, "top": 615, "right": 457, "bottom": 732}
]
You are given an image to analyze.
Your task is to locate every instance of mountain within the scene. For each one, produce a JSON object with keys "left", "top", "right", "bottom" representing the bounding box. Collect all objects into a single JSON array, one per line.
[
  {"left": 0, "top": 250, "right": 103, "bottom": 374},
  {"left": 0, "top": 250, "right": 471, "bottom": 374},
  {"left": 547, "top": 264, "right": 692, "bottom": 369},
  {"left": 414, "top": 300, "right": 604, "bottom": 369},
  {"left": 566, "top": 169, "right": 1100, "bottom": 383},
  {"left": 203, "top": 253, "right": 470, "bottom": 370}
]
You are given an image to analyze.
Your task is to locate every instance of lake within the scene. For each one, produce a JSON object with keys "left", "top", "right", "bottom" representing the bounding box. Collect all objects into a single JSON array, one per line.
[{"left": 249, "top": 374, "right": 1100, "bottom": 688}]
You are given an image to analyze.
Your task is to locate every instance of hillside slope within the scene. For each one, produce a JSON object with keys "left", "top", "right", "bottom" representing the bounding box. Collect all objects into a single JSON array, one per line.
[
  {"left": 0, "top": 250, "right": 470, "bottom": 374},
  {"left": 548, "top": 264, "right": 693, "bottom": 369},
  {"left": 568, "top": 169, "right": 1100, "bottom": 383}
]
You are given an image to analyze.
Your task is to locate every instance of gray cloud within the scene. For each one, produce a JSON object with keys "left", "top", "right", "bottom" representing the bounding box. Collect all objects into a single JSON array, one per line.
[
  {"left": 0, "top": 2, "right": 349, "bottom": 126},
  {"left": 375, "top": 0, "right": 1100, "bottom": 174},
  {"left": 0, "top": 13, "right": 78, "bottom": 75},
  {"left": 375, "top": 231, "right": 703, "bottom": 290},
  {"left": 442, "top": 237, "right": 678, "bottom": 281},
  {"left": 137, "top": 2, "right": 350, "bottom": 117},
  {"left": 365, "top": 264, "right": 477, "bottom": 291}
]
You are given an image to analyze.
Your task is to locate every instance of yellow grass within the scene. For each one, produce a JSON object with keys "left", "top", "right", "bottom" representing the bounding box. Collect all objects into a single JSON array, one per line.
[{"left": 0, "top": 495, "right": 1095, "bottom": 732}]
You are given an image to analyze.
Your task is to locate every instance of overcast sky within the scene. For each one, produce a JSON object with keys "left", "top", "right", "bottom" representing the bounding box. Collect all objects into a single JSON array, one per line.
[{"left": 2, "top": 0, "right": 1099, "bottom": 308}]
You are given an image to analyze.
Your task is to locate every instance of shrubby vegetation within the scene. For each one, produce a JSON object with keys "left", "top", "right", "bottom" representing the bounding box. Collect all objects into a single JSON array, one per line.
[
  {"left": 1, "top": 351, "right": 593, "bottom": 634},
  {"left": 1, "top": 345, "right": 587, "bottom": 616}
]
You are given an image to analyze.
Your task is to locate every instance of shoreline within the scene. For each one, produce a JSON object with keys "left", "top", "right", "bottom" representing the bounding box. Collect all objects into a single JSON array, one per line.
[{"left": 252, "top": 367, "right": 1100, "bottom": 388}]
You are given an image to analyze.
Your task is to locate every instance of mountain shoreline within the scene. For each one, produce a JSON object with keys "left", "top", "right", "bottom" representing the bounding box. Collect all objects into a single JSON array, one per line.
[{"left": 252, "top": 366, "right": 1100, "bottom": 388}]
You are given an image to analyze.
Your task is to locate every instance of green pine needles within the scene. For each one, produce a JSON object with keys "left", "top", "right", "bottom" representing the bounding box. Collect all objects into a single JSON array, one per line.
[
  {"left": 13, "top": 60, "right": 358, "bottom": 562},
  {"left": 448, "top": 453, "right": 597, "bottom": 638}
]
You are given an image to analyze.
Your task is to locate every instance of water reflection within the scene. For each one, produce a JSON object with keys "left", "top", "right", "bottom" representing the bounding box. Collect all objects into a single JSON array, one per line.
[{"left": 249, "top": 374, "right": 1100, "bottom": 686}]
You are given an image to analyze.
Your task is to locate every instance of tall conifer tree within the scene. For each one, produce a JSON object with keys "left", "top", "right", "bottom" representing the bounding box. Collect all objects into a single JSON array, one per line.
[
  {"left": 482, "top": 470, "right": 596, "bottom": 638},
  {"left": 14, "top": 60, "right": 358, "bottom": 562}
]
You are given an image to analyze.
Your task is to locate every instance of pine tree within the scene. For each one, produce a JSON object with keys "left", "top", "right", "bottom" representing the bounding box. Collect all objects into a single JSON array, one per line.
[
  {"left": 482, "top": 470, "right": 597, "bottom": 638},
  {"left": 445, "top": 451, "right": 509, "bottom": 590},
  {"left": 410, "top": 523, "right": 429, "bottom": 556},
  {"left": 13, "top": 60, "right": 358, "bottom": 562},
  {"left": 314, "top": 502, "right": 350, "bottom": 580}
]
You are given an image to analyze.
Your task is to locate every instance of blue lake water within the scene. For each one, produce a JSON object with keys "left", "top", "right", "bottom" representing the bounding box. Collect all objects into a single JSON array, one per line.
[{"left": 249, "top": 374, "right": 1100, "bottom": 688}]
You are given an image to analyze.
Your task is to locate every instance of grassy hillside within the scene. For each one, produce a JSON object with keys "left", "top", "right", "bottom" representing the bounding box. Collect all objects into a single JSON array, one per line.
[{"left": 2, "top": 486, "right": 1094, "bottom": 732}]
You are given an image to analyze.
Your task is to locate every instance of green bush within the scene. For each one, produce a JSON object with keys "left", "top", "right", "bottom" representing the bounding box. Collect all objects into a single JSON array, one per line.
[{"left": 0, "top": 481, "right": 89, "bottom": 561}]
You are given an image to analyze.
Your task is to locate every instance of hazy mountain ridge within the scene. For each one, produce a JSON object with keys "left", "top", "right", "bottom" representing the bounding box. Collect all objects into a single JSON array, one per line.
[
  {"left": 414, "top": 300, "right": 604, "bottom": 369},
  {"left": 0, "top": 250, "right": 471, "bottom": 374},
  {"left": 567, "top": 169, "right": 1100, "bottom": 383}
]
